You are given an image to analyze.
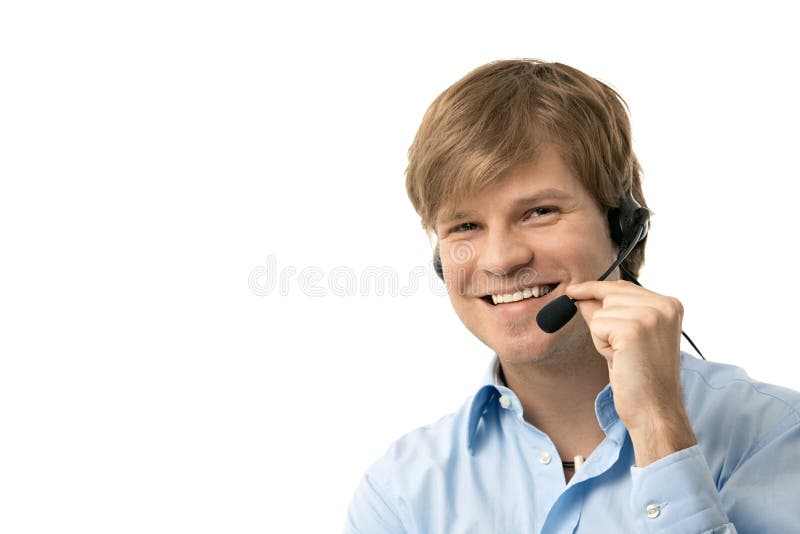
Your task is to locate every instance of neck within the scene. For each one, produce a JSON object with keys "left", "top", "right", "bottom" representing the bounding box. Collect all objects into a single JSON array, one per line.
[{"left": 498, "top": 342, "right": 610, "bottom": 459}]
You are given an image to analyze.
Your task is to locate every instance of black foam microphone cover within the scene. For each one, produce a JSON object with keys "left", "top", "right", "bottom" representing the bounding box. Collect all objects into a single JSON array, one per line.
[{"left": 536, "top": 295, "right": 577, "bottom": 333}]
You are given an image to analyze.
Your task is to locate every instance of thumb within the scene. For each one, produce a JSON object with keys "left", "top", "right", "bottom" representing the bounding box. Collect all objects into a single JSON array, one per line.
[{"left": 572, "top": 297, "right": 601, "bottom": 326}]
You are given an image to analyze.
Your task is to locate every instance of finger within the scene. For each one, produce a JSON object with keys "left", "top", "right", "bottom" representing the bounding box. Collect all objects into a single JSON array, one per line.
[
  {"left": 581, "top": 315, "right": 616, "bottom": 361},
  {"left": 567, "top": 281, "right": 682, "bottom": 319},
  {"left": 590, "top": 305, "right": 656, "bottom": 322},
  {"left": 573, "top": 297, "right": 652, "bottom": 325},
  {"left": 602, "top": 297, "right": 684, "bottom": 322},
  {"left": 599, "top": 293, "right": 673, "bottom": 314},
  {"left": 565, "top": 280, "right": 650, "bottom": 302},
  {"left": 571, "top": 297, "right": 602, "bottom": 326},
  {"left": 589, "top": 306, "right": 683, "bottom": 352},
  {"left": 594, "top": 304, "right": 683, "bottom": 331},
  {"left": 585, "top": 315, "right": 645, "bottom": 363}
]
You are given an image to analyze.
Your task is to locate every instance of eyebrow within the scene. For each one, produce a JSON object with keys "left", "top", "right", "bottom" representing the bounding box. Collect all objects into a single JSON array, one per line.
[{"left": 439, "top": 188, "right": 573, "bottom": 225}]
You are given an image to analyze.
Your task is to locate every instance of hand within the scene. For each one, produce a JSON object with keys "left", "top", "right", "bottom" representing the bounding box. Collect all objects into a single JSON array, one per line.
[{"left": 565, "top": 280, "right": 697, "bottom": 466}]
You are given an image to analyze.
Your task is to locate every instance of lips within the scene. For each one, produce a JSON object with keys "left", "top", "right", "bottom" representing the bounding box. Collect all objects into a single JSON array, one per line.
[
  {"left": 479, "top": 282, "right": 561, "bottom": 317},
  {"left": 480, "top": 283, "right": 559, "bottom": 306}
]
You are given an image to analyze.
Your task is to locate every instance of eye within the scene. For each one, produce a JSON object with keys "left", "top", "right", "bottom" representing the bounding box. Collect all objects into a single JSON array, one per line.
[
  {"left": 524, "top": 207, "right": 558, "bottom": 220},
  {"left": 451, "top": 222, "right": 478, "bottom": 233}
]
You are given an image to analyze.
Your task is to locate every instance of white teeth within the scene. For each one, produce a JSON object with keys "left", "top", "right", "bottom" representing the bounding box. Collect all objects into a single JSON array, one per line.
[
  {"left": 522, "top": 288, "right": 533, "bottom": 299},
  {"left": 489, "top": 285, "right": 554, "bottom": 305}
]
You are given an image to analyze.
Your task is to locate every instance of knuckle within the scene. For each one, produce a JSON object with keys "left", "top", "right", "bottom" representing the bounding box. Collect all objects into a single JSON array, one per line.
[
  {"left": 663, "top": 296, "right": 683, "bottom": 317},
  {"left": 672, "top": 297, "right": 684, "bottom": 316},
  {"left": 641, "top": 308, "right": 660, "bottom": 329}
]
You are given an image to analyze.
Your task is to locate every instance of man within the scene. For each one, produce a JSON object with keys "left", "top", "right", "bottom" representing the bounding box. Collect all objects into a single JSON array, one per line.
[{"left": 344, "top": 60, "right": 800, "bottom": 533}]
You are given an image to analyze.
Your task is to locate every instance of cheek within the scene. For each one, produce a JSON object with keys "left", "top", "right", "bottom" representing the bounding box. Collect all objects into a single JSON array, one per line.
[
  {"left": 540, "top": 230, "right": 617, "bottom": 274},
  {"left": 441, "top": 243, "right": 480, "bottom": 292},
  {"left": 570, "top": 236, "right": 618, "bottom": 273},
  {"left": 446, "top": 271, "right": 474, "bottom": 295},
  {"left": 446, "top": 241, "right": 478, "bottom": 268}
]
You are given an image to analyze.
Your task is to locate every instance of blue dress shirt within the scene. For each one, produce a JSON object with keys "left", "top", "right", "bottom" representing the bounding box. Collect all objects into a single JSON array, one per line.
[{"left": 344, "top": 352, "right": 800, "bottom": 533}]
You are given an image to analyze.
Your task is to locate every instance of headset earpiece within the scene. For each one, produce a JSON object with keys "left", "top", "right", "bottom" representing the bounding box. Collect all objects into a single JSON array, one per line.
[
  {"left": 607, "top": 188, "right": 650, "bottom": 251},
  {"left": 433, "top": 245, "right": 444, "bottom": 281}
]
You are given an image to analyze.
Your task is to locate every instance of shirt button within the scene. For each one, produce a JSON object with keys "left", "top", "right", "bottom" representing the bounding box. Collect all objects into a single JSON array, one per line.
[
  {"left": 498, "top": 395, "right": 511, "bottom": 409},
  {"left": 539, "top": 451, "right": 551, "bottom": 465},
  {"left": 646, "top": 504, "right": 661, "bottom": 519}
]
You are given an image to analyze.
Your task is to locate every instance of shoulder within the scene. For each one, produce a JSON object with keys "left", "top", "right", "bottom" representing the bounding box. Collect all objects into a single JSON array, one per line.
[
  {"left": 680, "top": 351, "right": 800, "bottom": 421},
  {"left": 346, "top": 388, "right": 504, "bottom": 532},
  {"left": 361, "top": 391, "right": 480, "bottom": 497},
  {"left": 679, "top": 352, "right": 800, "bottom": 474}
]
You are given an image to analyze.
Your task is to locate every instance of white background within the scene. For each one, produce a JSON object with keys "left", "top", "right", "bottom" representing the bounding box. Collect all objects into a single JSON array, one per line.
[{"left": 2, "top": 1, "right": 799, "bottom": 532}]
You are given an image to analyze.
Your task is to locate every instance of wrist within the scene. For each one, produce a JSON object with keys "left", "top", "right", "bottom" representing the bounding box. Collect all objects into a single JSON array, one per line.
[{"left": 628, "top": 409, "right": 697, "bottom": 467}]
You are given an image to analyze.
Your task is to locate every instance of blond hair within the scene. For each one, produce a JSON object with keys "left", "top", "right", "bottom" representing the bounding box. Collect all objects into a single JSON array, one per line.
[{"left": 405, "top": 59, "right": 648, "bottom": 278}]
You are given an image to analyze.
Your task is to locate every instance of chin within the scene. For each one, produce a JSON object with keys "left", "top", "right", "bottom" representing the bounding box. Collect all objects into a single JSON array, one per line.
[
  {"left": 499, "top": 342, "right": 554, "bottom": 364},
  {"left": 490, "top": 320, "right": 591, "bottom": 365},
  {"left": 486, "top": 330, "right": 550, "bottom": 362}
]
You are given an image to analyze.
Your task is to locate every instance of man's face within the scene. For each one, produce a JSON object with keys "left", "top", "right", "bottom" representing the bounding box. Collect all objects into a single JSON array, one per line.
[{"left": 434, "top": 144, "right": 620, "bottom": 365}]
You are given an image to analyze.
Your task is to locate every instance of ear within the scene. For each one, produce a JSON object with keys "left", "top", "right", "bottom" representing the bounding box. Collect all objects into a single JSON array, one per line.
[{"left": 432, "top": 244, "right": 444, "bottom": 282}]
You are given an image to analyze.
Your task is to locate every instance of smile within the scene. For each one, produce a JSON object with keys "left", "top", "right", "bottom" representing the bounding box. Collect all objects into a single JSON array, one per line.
[{"left": 480, "top": 283, "right": 559, "bottom": 306}]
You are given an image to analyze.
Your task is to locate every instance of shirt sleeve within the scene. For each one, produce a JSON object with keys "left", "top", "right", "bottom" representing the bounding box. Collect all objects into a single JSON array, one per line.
[
  {"left": 630, "top": 414, "right": 800, "bottom": 533},
  {"left": 343, "top": 470, "right": 406, "bottom": 534},
  {"left": 630, "top": 445, "right": 734, "bottom": 533}
]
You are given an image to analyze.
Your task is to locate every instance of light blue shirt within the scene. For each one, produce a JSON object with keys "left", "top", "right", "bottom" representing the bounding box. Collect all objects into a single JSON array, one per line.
[{"left": 344, "top": 352, "right": 800, "bottom": 533}]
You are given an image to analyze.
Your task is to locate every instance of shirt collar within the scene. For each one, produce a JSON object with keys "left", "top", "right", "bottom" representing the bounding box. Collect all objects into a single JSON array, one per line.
[
  {"left": 466, "top": 353, "right": 622, "bottom": 455},
  {"left": 466, "top": 355, "right": 506, "bottom": 455}
]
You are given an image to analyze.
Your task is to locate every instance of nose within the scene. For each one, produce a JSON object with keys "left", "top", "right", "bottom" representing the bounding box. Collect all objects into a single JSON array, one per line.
[{"left": 476, "top": 228, "right": 534, "bottom": 278}]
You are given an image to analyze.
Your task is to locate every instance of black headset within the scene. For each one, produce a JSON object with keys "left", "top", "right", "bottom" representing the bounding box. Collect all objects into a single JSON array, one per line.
[{"left": 431, "top": 188, "right": 705, "bottom": 359}]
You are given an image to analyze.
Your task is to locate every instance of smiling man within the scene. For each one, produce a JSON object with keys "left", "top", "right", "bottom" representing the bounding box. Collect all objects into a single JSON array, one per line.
[{"left": 343, "top": 60, "right": 800, "bottom": 533}]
